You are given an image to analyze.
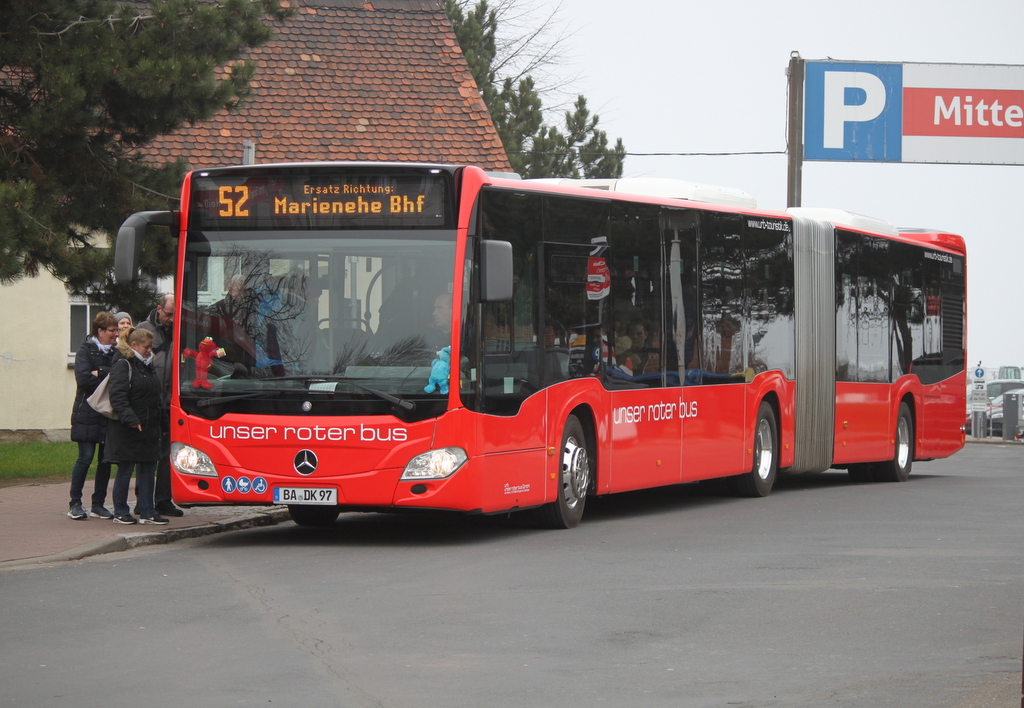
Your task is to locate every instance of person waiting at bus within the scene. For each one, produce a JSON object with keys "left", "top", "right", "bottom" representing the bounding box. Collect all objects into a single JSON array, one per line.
[
  {"left": 67, "top": 312, "right": 119, "bottom": 520},
  {"left": 137, "top": 292, "right": 184, "bottom": 517},
  {"left": 113, "top": 311, "right": 133, "bottom": 336},
  {"left": 106, "top": 328, "right": 167, "bottom": 525}
]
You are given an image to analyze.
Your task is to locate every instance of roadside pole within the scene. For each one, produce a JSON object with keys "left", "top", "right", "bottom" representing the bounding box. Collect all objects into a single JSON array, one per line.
[
  {"left": 970, "top": 370, "right": 987, "bottom": 438},
  {"left": 786, "top": 51, "right": 804, "bottom": 208}
]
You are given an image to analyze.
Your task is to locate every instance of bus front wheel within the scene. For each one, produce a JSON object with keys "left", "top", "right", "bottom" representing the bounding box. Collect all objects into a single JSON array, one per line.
[
  {"left": 874, "top": 402, "right": 914, "bottom": 483},
  {"left": 539, "top": 415, "right": 591, "bottom": 529},
  {"left": 731, "top": 401, "right": 778, "bottom": 497},
  {"left": 289, "top": 504, "right": 341, "bottom": 527}
]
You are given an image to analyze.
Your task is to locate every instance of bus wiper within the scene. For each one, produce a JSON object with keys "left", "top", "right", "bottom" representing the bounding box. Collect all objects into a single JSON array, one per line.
[
  {"left": 261, "top": 375, "right": 416, "bottom": 412},
  {"left": 196, "top": 391, "right": 278, "bottom": 408},
  {"left": 193, "top": 387, "right": 335, "bottom": 409}
]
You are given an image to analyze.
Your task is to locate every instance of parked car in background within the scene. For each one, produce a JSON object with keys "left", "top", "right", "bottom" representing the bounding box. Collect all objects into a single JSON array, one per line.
[
  {"left": 966, "top": 379, "right": 1024, "bottom": 436},
  {"left": 987, "top": 388, "right": 1024, "bottom": 437},
  {"left": 997, "top": 366, "right": 1022, "bottom": 380},
  {"left": 987, "top": 379, "right": 1024, "bottom": 401}
]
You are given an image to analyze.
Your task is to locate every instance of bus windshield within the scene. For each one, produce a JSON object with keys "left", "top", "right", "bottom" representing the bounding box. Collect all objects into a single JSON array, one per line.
[{"left": 180, "top": 229, "right": 456, "bottom": 417}]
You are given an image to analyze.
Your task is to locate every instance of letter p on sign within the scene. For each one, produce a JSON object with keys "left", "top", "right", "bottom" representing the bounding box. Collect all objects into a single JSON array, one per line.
[
  {"left": 804, "top": 62, "right": 903, "bottom": 162},
  {"left": 823, "top": 72, "right": 887, "bottom": 148}
]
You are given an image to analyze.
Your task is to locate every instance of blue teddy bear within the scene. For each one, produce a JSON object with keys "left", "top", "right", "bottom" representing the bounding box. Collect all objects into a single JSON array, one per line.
[{"left": 424, "top": 346, "right": 451, "bottom": 394}]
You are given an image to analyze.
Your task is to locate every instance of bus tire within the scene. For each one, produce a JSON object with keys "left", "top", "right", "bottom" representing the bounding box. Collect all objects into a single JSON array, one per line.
[
  {"left": 875, "top": 402, "right": 914, "bottom": 483},
  {"left": 539, "top": 415, "right": 590, "bottom": 529},
  {"left": 731, "top": 401, "right": 778, "bottom": 498},
  {"left": 289, "top": 504, "right": 341, "bottom": 527}
]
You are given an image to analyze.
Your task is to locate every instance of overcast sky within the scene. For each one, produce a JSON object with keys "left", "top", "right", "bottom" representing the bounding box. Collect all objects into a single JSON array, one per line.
[{"left": 536, "top": 0, "right": 1024, "bottom": 372}]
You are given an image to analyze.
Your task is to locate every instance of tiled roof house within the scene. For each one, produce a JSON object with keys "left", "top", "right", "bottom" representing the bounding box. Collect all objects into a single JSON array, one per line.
[
  {"left": 0, "top": 0, "right": 511, "bottom": 440},
  {"left": 144, "top": 0, "right": 511, "bottom": 170}
]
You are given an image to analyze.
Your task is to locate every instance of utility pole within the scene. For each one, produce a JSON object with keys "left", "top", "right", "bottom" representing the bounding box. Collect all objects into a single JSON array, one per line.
[{"left": 787, "top": 51, "right": 805, "bottom": 208}]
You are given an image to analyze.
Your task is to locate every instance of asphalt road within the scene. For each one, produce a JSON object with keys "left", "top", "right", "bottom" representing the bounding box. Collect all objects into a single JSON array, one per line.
[{"left": 2, "top": 443, "right": 1022, "bottom": 708}]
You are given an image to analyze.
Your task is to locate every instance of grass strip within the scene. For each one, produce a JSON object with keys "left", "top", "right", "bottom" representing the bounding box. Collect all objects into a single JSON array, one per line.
[{"left": 0, "top": 441, "right": 79, "bottom": 487}]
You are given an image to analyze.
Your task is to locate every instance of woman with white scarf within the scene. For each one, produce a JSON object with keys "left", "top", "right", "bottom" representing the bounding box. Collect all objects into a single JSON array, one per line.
[
  {"left": 105, "top": 328, "right": 167, "bottom": 525},
  {"left": 67, "top": 312, "right": 119, "bottom": 520}
]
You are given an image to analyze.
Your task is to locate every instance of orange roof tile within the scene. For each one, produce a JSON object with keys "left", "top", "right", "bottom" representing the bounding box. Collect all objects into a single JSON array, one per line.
[{"left": 143, "top": 0, "right": 510, "bottom": 171}]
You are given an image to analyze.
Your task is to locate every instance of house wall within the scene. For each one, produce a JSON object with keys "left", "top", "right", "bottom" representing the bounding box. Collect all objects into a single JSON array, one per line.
[{"left": 0, "top": 274, "right": 78, "bottom": 440}]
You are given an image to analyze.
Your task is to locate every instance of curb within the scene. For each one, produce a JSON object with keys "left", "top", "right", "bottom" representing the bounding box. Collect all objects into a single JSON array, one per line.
[{"left": 0, "top": 507, "right": 292, "bottom": 572}]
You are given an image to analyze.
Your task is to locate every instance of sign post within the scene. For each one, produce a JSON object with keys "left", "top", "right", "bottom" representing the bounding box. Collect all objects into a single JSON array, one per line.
[
  {"left": 971, "top": 368, "right": 987, "bottom": 438},
  {"left": 786, "top": 52, "right": 805, "bottom": 207}
]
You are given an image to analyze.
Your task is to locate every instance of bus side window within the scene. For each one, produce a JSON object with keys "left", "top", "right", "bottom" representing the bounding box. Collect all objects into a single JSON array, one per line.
[
  {"left": 699, "top": 213, "right": 745, "bottom": 384},
  {"left": 607, "top": 202, "right": 663, "bottom": 388}
]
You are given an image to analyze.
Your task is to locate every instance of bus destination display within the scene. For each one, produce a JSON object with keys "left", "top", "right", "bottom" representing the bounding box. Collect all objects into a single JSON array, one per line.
[{"left": 190, "top": 169, "right": 453, "bottom": 230}]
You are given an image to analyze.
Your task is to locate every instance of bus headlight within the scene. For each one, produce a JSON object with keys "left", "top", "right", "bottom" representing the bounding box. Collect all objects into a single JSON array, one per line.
[
  {"left": 171, "top": 442, "right": 218, "bottom": 478},
  {"left": 401, "top": 447, "right": 468, "bottom": 480}
]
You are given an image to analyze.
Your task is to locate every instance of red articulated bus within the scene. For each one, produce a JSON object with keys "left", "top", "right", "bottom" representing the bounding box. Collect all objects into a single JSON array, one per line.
[{"left": 114, "top": 163, "right": 966, "bottom": 528}]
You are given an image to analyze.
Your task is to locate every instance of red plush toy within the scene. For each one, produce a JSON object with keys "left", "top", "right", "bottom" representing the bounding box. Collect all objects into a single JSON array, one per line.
[{"left": 182, "top": 337, "right": 226, "bottom": 389}]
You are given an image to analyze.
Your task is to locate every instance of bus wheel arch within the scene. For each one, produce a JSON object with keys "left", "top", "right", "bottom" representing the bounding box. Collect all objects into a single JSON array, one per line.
[
  {"left": 730, "top": 398, "right": 779, "bottom": 498},
  {"left": 539, "top": 407, "right": 595, "bottom": 529},
  {"left": 875, "top": 399, "right": 915, "bottom": 483},
  {"left": 760, "top": 390, "right": 782, "bottom": 462}
]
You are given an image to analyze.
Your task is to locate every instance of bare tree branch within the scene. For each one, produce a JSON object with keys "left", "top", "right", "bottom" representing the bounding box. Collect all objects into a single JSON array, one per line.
[{"left": 31, "top": 13, "right": 154, "bottom": 38}]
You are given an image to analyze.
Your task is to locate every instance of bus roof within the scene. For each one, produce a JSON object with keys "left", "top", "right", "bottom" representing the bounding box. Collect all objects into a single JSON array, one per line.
[
  {"left": 527, "top": 177, "right": 758, "bottom": 209},
  {"left": 896, "top": 227, "right": 967, "bottom": 253},
  {"left": 787, "top": 207, "right": 898, "bottom": 236}
]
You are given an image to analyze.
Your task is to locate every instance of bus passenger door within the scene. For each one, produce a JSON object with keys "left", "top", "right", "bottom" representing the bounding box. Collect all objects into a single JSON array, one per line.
[
  {"left": 680, "top": 212, "right": 748, "bottom": 480},
  {"left": 604, "top": 203, "right": 682, "bottom": 491}
]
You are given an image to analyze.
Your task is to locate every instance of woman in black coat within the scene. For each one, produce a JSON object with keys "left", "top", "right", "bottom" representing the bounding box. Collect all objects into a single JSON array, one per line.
[
  {"left": 67, "top": 312, "right": 119, "bottom": 520},
  {"left": 106, "top": 328, "right": 167, "bottom": 525}
]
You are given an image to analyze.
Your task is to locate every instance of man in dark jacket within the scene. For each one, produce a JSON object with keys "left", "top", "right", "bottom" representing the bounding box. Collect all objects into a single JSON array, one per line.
[{"left": 136, "top": 293, "right": 183, "bottom": 516}]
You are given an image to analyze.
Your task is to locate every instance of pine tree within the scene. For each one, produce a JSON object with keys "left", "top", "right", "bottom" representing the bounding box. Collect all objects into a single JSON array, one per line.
[
  {"left": 0, "top": 0, "right": 293, "bottom": 312},
  {"left": 445, "top": 0, "right": 625, "bottom": 179}
]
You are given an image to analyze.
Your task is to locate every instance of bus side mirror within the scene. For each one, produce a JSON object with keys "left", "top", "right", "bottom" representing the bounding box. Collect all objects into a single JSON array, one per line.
[
  {"left": 480, "top": 239, "right": 513, "bottom": 302},
  {"left": 114, "top": 211, "right": 176, "bottom": 283}
]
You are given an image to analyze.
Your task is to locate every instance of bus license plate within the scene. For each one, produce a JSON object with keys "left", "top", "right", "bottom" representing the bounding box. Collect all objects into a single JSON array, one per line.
[{"left": 273, "top": 487, "right": 338, "bottom": 505}]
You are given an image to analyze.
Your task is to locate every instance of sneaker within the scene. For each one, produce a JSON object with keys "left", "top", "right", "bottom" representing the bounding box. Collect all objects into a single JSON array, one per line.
[
  {"left": 155, "top": 503, "right": 184, "bottom": 517},
  {"left": 139, "top": 515, "right": 169, "bottom": 525},
  {"left": 89, "top": 506, "right": 114, "bottom": 519},
  {"left": 112, "top": 514, "right": 137, "bottom": 525},
  {"left": 67, "top": 503, "right": 88, "bottom": 520}
]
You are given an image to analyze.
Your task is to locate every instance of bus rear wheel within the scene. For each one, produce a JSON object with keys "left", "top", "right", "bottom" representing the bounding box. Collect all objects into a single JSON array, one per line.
[
  {"left": 731, "top": 401, "right": 778, "bottom": 498},
  {"left": 289, "top": 504, "right": 341, "bottom": 527},
  {"left": 538, "top": 415, "right": 590, "bottom": 529},
  {"left": 874, "top": 402, "right": 914, "bottom": 483}
]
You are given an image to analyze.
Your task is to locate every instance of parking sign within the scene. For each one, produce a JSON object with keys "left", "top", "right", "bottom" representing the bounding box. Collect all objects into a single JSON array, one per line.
[
  {"left": 803, "top": 60, "right": 1024, "bottom": 165},
  {"left": 805, "top": 61, "right": 903, "bottom": 162}
]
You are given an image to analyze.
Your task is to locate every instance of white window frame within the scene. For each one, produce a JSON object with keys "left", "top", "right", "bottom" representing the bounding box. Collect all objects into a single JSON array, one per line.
[{"left": 67, "top": 295, "right": 106, "bottom": 367}]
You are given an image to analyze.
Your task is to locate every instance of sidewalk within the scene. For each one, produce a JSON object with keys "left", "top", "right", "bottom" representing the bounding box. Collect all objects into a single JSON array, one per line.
[{"left": 0, "top": 480, "right": 292, "bottom": 570}]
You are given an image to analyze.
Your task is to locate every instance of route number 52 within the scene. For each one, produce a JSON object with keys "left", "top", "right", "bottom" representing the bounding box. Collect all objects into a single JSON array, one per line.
[{"left": 219, "top": 185, "right": 250, "bottom": 217}]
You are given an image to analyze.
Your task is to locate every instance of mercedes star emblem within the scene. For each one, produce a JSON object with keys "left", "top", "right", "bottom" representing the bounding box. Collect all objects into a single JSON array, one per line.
[{"left": 293, "top": 449, "right": 318, "bottom": 475}]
